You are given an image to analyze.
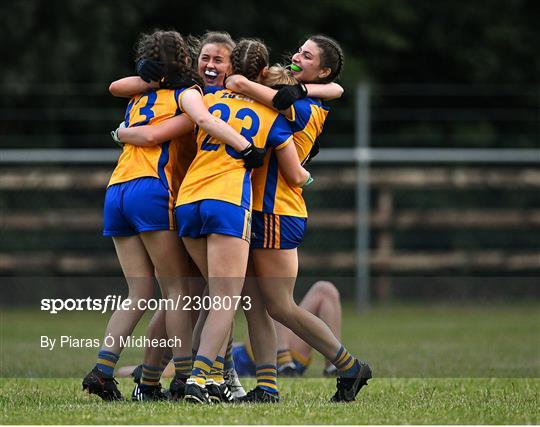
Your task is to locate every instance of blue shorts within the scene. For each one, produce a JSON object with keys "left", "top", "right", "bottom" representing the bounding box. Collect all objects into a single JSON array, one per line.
[
  {"left": 176, "top": 200, "right": 251, "bottom": 242},
  {"left": 250, "top": 211, "right": 307, "bottom": 249},
  {"left": 103, "top": 177, "right": 175, "bottom": 237}
]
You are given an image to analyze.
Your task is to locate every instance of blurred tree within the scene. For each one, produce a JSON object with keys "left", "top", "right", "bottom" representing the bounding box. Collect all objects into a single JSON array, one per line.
[
  {"left": 2, "top": 0, "right": 538, "bottom": 87},
  {"left": 0, "top": 0, "right": 537, "bottom": 147}
]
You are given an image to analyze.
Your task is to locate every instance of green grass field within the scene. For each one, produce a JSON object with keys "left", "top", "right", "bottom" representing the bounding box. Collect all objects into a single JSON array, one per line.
[
  {"left": 1, "top": 378, "right": 538, "bottom": 424},
  {"left": 1, "top": 303, "right": 539, "bottom": 424}
]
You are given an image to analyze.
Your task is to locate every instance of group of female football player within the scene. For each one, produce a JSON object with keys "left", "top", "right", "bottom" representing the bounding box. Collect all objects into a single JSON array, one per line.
[{"left": 82, "top": 29, "right": 371, "bottom": 404}]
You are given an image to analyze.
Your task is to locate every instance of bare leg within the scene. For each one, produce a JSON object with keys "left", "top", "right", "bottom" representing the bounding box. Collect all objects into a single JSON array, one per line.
[
  {"left": 191, "top": 285, "right": 209, "bottom": 351},
  {"left": 188, "top": 257, "right": 205, "bottom": 329},
  {"left": 184, "top": 236, "right": 237, "bottom": 367},
  {"left": 196, "top": 234, "right": 249, "bottom": 364},
  {"left": 141, "top": 309, "right": 168, "bottom": 368},
  {"left": 252, "top": 249, "right": 342, "bottom": 361},
  {"left": 140, "top": 231, "right": 192, "bottom": 359},
  {"left": 287, "top": 281, "right": 342, "bottom": 365},
  {"left": 243, "top": 258, "right": 277, "bottom": 367},
  {"left": 100, "top": 236, "right": 155, "bottom": 355},
  {"left": 182, "top": 237, "right": 208, "bottom": 279},
  {"left": 275, "top": 321, "right": 290, "bottom": 351}
]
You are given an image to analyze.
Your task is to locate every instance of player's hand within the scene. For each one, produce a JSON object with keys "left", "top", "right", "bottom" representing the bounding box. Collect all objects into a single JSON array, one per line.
[
  {"left": 301, "top": 172, "right": 314, "bottom": 188},
  {"left": 223, "top": 74, "right": 231, "bottom": 88},
  {"left": 302, "top": 140, "right": 320, "bottom": 165},
  {"left": 136, "top": 59, "right": 166, "bottom": 83},
  {"left": 272, "top": 83, "right": 308, "bottom": 110},
  {"left": 110, "top": 121, "right": 126, "bottom": 147},
  {"left": 240, "top": 144, "right": 265, "bottom": 169},
  {"left": 223, "top": 74, "right": 244, "bottom": 90}
]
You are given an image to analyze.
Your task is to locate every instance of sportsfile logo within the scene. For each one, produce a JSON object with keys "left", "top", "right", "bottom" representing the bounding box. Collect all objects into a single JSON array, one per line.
[
  {"left": 41, "top": 295, "right": 148, "bottom": 314},
  {"left": 40, "top": 294, "right": 252, "bottom": 314}
]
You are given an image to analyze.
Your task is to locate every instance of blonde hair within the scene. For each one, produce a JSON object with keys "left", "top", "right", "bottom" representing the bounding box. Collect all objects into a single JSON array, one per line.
[{"left": 262, "top": 64, "right": 297, "bottom": 87}]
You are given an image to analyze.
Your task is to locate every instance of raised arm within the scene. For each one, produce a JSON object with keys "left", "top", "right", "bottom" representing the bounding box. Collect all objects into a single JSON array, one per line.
[
  {"left": 275, "top": 142, "right": 311, "bottom": 187},
  {"left": 226, "top": 75, "right": 343, "bottom": 120},
  {"left": 179, "top": 89, "right": 251, "bottom": 152},
  {"left": 113, "top": 88, "right": 264, "bottom": 167},
  {"left": 117, "top": 114, "right": 194, "bottom": 146},
  {"left": 114, "top": 89, "right": 250, "bottom": 150},
  {"left": 225, "top": 75, "right": 280, "bottom": 111},
  {"left": 304, "top": 82, "right": 344, "bottom": 100},
  {"left": 109, "top": 76, "right": 157, "bottom": 98}
]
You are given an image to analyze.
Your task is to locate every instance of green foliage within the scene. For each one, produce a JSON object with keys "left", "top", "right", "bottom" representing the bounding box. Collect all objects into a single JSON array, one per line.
[{"left": 3, "top": 0, "right": 539, "bottom": 87}]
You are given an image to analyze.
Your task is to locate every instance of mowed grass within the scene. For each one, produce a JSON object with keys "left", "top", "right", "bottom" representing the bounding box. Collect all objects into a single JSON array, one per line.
[
  {"left": 1, "top": 303, "right": 539, "bottom": 423},
  {"left": 1, "top": 377, "right": 538, "bottom": 424}
]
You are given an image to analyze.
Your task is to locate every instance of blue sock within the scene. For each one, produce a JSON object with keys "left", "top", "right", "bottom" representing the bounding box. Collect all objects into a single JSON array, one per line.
[
  {"left": 332, "top": 346, "right": 360, "bottom": 378},
  {"left": 140, "top": 364, "right": 161, "bottom": 390},
  {"left": 256, "top": 364, "right": 278, "bottom": 394},
  {"left": 173, "top": 356, "right": 192, "bottom": 378},
  {"left": 190, "top": 355, "right": 213, "bottom": 386},
  {"left": 95, "top": 350, "right": 119, "bottom": 378}
]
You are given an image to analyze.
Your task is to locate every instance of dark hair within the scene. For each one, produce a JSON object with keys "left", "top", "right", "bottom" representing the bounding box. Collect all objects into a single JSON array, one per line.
[
  {"left": 135, "top": 29, "right": 202, "bottom": 85},
  {"left": 199, "top": 31, "right": 236, "bottom": 55},
  {"left": 231, "top": 38, "right": 269, "bottom": 81},
  {"left": 308, "top": 35, "right": 344, "bottom": 83}
]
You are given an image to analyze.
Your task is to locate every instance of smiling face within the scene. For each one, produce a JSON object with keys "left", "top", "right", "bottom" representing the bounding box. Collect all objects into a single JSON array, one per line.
[
  {"left": 290, "top": 39, "right": 331, "bottom": 83},
  {"left": 197, "top": 43, "right": 232, "bottom": 87}
]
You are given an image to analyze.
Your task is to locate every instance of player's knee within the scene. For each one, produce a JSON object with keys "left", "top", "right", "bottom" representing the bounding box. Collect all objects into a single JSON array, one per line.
[
  {"left": 127, "top": 286, "right": 155, "bottom": 303},
  {"left": 266, "top": 301, "right": 293, "bottom": 323},
  {"left": 312, "top": 280, "right": 340, "bottom": 302}
]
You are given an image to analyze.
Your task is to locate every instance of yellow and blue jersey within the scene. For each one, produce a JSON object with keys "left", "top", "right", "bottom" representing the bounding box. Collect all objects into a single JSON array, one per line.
[
  {"left": 108, "top": 86, "right": 199, "bottom": 199},
  {"left": 177, "top": 89, "right": 293, "bottom": 210},
  {"left": 252, "top": 97, "right": 329, "bottom": 217}
]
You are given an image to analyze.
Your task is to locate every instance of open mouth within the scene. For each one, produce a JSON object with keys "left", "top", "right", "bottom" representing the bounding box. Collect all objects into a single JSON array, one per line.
[
  {"left": 289, "top": 64, "right": 302, "bottom": 72},
  {"left": 204, "top": 69, "right": 218, "bottom": 82}
]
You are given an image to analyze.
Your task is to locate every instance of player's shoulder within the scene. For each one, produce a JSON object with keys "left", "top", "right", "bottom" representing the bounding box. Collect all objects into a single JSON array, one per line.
[
  {"left": 294, "top": 96, "right": 329, "bottom": 112},
  {"left": 204, "top": 85, "right": 224, "bottom": 95},
  {"left": 290, "top": 97, "right": 329, "bottom": 131}
]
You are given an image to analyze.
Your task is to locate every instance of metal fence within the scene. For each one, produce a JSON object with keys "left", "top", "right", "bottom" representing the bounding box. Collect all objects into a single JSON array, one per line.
[{"left": 1, "top": 84, "right": 539, "bottom": 310}]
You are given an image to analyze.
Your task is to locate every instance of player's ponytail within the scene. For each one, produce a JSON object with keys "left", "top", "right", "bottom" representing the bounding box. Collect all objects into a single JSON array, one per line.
[
  {"left": 308, "top": 35, "right": 344, "bottom": 83},
  {"left": 262, "top": 64, "right": 296, "bottom": 87},
  {"left": 231, "top": 39, "right": 269, "bottom": 82}
]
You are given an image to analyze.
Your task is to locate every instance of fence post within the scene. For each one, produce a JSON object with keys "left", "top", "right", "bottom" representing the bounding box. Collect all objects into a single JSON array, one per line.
[{"left": 355, "top": 83, "right": 371, "bottom": 312}]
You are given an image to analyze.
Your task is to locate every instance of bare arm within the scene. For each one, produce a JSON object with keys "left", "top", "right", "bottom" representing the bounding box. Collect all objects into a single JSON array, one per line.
[
  {"left": 226, "top": 76, "right": 343, "bottom": 121},
  {"left": 304, "top": 82, "right": 344, "bottom": 100},
  {"left": 179, "top": 89, "right": 250, "bottom": 152},
  {"left": 109, "top": 76, "right": 158, "bottom": 98},
  {"left": 275, "top": 142, "right": 310, "bottom": 187},
  {"left": 117, "top": 114, "right": 194, "bottom": 146},
  {"left": 113, "top": 89, "right": 250, "bottom": 152},
  {"left": 226, "top": 75, "right": 286, "bottom": 115}
]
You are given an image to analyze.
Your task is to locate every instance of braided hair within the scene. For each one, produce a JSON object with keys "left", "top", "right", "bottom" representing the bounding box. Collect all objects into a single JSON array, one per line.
[
  {"left": 135, "top": 29, "right": 202, "bottom": 86},
  {"left": 231, "top": 39, "right": 269, "bottom": 82},
  {"left": 308, "top": 35, "right": 344, "bottom": 83}
]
